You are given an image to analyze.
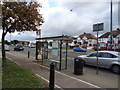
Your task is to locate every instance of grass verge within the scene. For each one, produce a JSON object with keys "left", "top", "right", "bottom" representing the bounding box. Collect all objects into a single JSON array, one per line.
[{"left": 2, "top": 59, "right": 48, "bottom": 88}]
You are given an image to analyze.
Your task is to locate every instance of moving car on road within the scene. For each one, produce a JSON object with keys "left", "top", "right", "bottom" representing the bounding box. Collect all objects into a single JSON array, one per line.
[
  {"left": 77, "top": 51, "right": 120, "bottom": 73},
  {"left": 73, "top": 47, "right": 87, "bottom": 52},
  {"left": 14, "top": 44, "right": 24, "bottom": 51}
]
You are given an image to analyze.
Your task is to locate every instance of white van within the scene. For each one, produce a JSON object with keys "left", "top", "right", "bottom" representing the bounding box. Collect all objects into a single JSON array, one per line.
[
  {"left": 29, "top": 43, "right": 35, "bottom": 48},
  {"left": 5, "top": 44, "right": 10, "bottom": 51}
]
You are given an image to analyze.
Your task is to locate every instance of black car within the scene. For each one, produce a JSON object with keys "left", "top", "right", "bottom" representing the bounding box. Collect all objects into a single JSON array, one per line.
[{"left": 14, "top": 44, "right": 24, "bottom": 51}]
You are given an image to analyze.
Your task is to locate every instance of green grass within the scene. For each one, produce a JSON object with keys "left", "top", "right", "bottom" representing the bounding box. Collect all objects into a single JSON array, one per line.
[{"left": 2, "top": 59, "right": 48, "bottom": 88}]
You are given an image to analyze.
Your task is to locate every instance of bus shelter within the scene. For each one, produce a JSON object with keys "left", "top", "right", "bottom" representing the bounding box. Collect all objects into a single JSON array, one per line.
[{"left": 36, "top": 35, "right": 76, "bottom": 70}]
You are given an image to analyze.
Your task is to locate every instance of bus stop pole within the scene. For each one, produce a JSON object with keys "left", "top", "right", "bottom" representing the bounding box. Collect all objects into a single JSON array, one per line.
[
  {"left": 36, "top": 42, "right": 38, "bottom": 60},
  {"left": 59, "top": 40, "right": 62, "bottom": 70},
  {"left": 42, "top": 48, "right": 43, "bottom": 64},
  {"left": 65, "top": 43, "right": 68, "bottom": 69}
]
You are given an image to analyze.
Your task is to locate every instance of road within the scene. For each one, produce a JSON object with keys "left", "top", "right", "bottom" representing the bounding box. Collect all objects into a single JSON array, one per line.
[
  {"left": 9, "top": 46, "right": 120, "bottom": 74},
  {"left": 5, "top": 46, "right": 119, "bottom": 88}
]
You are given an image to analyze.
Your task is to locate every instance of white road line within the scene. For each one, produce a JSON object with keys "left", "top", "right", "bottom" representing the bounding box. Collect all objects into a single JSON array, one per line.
[
  {"left": 6, "top": 52, "right": 12, "bottom": 55},
  {"left": 7, "top": 57, "right": 21, "bottom": 66},
  {"left": 5, "top": 52, "right": 116, "bottom": 88},
  {"left": 36, "top": 74, "right": 63, "bottom": 89},
  {"left": 56, "top": 71, "right": 101, "bottom": 88},
  {"left": 7, "top": 52, "right": 29, "bottom": 61},
  {"left": 33, "top": 62, "right": 101, "bottom": 88},
  {"left": 33, "top": 62, "right": 50, "bottom": 70}
]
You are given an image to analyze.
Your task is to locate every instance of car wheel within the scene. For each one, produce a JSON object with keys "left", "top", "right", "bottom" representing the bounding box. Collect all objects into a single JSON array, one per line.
[{"left": 111, "top": 65, "right": 120, "bottom": 74}]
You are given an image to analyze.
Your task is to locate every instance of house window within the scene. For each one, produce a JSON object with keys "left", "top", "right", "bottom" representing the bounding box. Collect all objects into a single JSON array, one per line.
[{"left": 89, "top": 40, "right": 92, "bottom": 42}]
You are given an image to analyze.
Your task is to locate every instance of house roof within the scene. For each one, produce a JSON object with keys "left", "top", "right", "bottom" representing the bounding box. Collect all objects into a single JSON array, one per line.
[
  {"left": 79, "top": 33, "right": 97, "bottom": 39},
  {"left": 99, "top": 29, "right": 120, "bottom": 38}
]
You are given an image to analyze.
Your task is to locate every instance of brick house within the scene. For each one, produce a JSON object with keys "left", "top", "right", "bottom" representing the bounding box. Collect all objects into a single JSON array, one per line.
[
  {"left": 99, "top": 28, "right": 120, "bottom": 50},
  {"left": 19, "top": 41, "right": 30, "bottom": 46},
  {"left": 77, "top": 32, "right": 97, "bottom": 48}
]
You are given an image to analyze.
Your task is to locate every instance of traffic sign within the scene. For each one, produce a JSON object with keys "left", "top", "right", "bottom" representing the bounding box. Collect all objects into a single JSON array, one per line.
[{"left": 93, "top": 23, "right": 104, "bottom": 32}]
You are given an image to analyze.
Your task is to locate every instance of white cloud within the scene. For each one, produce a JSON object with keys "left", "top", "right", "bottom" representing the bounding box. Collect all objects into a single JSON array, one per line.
[
  {"left": 0, "top": 1, "right": 118, "bottom": 41},
  {"left": 41, "top": 2, "right": 118, "bottom": 37}
]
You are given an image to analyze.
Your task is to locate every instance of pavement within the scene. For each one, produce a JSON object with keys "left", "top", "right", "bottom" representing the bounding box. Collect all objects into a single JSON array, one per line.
[
  {"left": 0, "top": 50, "right": 119, "bottom": 89},
  {"left": 0, "top": 50, "right": 2, "bottom": 90}
]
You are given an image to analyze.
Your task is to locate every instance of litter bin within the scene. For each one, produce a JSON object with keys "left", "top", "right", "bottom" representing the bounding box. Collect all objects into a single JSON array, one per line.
[{"left": 74, "top": 58, "right": 84, "bottom": 75}]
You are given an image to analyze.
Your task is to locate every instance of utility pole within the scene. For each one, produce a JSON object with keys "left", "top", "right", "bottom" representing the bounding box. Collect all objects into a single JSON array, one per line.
[
  {"left": 96, "top": 24, "right": 99, "bottom": 74},
  {"left": 110, "top": 0, "right": 113, "bottom": 51}
]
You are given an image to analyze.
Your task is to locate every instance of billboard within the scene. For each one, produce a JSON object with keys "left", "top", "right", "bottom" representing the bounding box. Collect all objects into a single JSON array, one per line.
[{"left": 52, "top": 41, "right": 58, "bottom": 56}]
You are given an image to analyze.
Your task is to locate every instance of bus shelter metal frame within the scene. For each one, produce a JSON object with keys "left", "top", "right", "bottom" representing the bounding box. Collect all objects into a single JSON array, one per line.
[
  {"left": 36, "top": 41, "right": 48, "bottom": 64},
  {"left": 36, "top": 35, "right": 75, "bottom": 70}
]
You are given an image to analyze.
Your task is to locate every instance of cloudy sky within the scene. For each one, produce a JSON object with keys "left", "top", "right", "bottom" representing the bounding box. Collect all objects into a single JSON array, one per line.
[{"left": 0, "top": 0, "right": 119, "bottom": 41}]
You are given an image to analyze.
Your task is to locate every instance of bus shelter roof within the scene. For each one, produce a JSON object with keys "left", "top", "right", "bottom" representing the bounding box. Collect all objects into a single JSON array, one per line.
[{"left": 36, "top": 35, "right": 76, "bottom": 42}]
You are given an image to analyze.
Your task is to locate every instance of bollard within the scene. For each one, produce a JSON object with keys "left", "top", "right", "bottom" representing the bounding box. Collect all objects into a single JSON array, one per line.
[
  {"left": 49, "top": 62, "right": 55, "bottom": 90},
  {"left": 28, "top": 51, "right": 30, "bottom": 58}
]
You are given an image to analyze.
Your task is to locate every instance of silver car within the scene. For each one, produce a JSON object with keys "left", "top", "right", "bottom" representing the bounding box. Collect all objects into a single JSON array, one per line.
[{"left": 77, "top": 51, "right": 120, "bottom": 73}]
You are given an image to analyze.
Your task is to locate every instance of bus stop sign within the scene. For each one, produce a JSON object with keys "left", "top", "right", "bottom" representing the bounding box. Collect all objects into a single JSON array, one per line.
[{"left": 93, "top": 23, "right": 104, "bottom": 32}]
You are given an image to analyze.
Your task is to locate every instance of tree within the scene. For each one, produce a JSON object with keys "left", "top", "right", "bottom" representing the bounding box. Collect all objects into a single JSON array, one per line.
[
  {"left": 11, "top": 40, "right": 19, "bottom": 45},
  {"left": 74, "top": 41, "right": 77, "bottom": 44},
  {"left": 4, "top": 40, "right": 10, "bottom": 45},
  {"left": 22, "top": 42, "right": 25, "bottom": 46},
  {"left": 1, "top": 2, "right": 44, "bottom": 67}
]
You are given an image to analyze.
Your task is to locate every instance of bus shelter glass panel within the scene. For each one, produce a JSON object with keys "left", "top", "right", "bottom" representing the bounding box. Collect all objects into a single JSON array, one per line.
[{"left": 36, "top": 42, "right": 48, "bottom": 60}]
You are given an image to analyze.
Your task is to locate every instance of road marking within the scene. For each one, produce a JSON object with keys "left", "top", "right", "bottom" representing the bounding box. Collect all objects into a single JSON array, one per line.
[
  {"left": 6, "top": 52, "right": 12, "bottom": 55},
  {"left": 33, "top": 62, "right": 50, "bottom": 69},
  {"left": 5, "top": 52, "right": 118, "bottom": 88},
  {"left": 7, "top": 52, "right": 29, "bottom": 61},
  {"left": 33, "top": 62, "right": 101, "bottom": 88},
  {"left": 36, "top": 74, "right": 63, "bottom": 89},
  {"left": 7, "top": 57, "right": 21, "bottom": 66},
  {"left": 56, "top": 71, "right": 101, "bottom": 88}
]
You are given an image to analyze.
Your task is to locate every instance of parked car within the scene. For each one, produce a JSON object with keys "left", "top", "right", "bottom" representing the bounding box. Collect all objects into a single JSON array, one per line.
[
  {"left": 5, "top": 44, "right": 10, "bottom": 51},
  {"left": 73, "top": 47, "right": 87, "bottom": 52},
  {"left": 77, "top": 51, "right": 120, "bottom": 73},
  {"left": 14, "top": 44, "right": 24, "bottom": 51}
]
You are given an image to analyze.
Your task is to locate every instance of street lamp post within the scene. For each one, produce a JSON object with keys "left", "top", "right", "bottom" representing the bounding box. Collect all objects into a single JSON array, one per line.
[{"left": 110, "top": 0, "right": 113, "bottom": 51}]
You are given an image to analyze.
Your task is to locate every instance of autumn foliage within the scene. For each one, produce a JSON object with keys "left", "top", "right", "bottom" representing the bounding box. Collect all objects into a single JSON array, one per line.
[{"left": 1, "top": 2, "right": 44, "bottom": 67}]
